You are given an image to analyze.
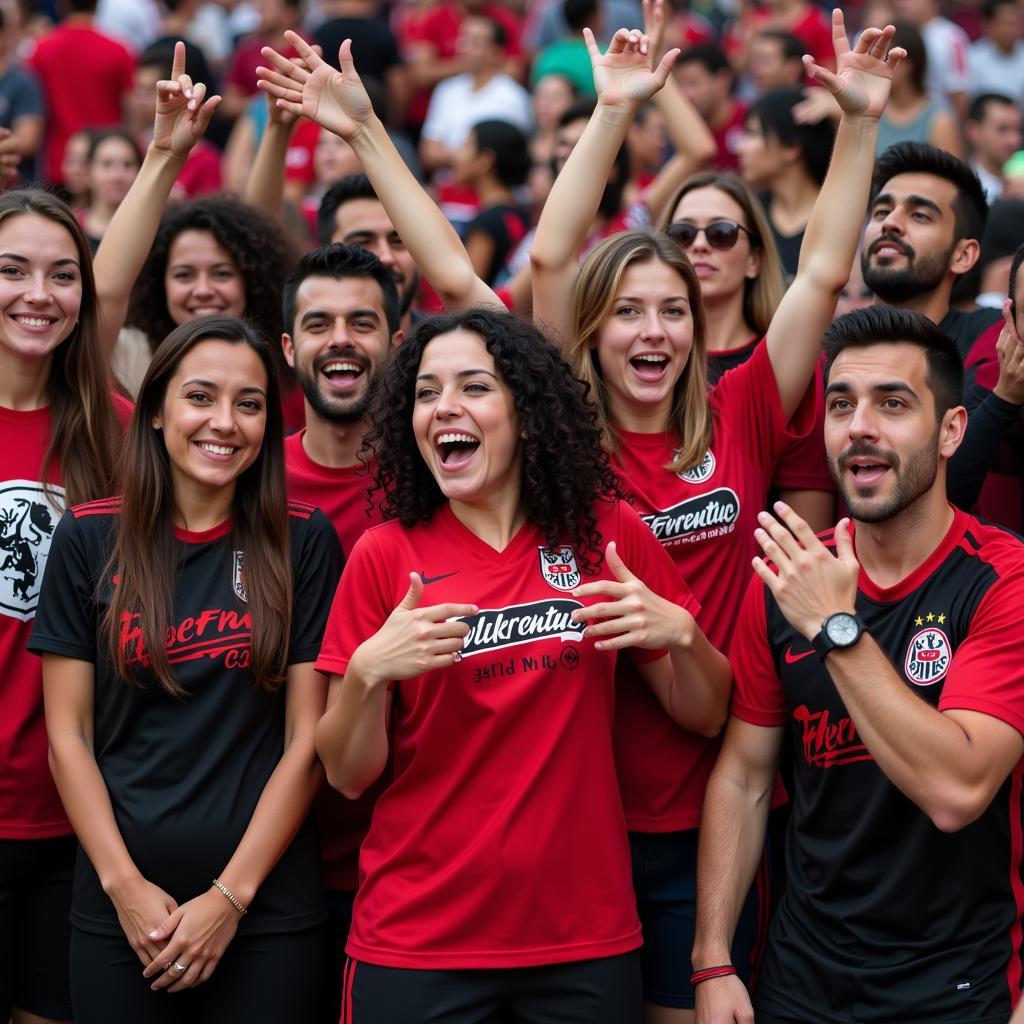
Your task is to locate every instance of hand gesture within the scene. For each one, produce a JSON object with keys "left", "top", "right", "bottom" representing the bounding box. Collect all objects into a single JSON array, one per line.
[
  {"left": 585, "top": 26, "right": 680, "bottom": 111},
  {"left": 258, "top": 34, "right": 374, "bottom": 142},
  {"left": 265, "top": 44, "right": 323, "bottom": 128},
  {"left": 803, "top": 10, "right": 905, "bottom": 119},
  {"left": 0, "top": 128, "right": 20, "bottom": 181},
  {"left": 142, "top": 888, "right": 242, "bottom": 992},
  {"left": 642, "top": 0, "right": 668, "bottom": 72},
  {"left": 571, "top": 541, "right": 694, "bottom": 651},
  {"left": 107, "top": 874, "right": 178, "bottom": 968},
  {"left": 695, "top": 973, "right": 756, "bottom": 1024},
  {"left": 351, "top": 573, "right": 478, "bottom": 687},
  {"left": 994, "top": 298, "right": 1024, "bottom": 405},
  {"left": 152, "top": 41, "right": 221, "bottom": 158},
  {"left": 753, "top": 502, "right": 859, "bottom": 640}
]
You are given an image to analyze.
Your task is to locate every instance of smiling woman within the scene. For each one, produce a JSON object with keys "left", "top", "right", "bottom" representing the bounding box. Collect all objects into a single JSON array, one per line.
[
  {"left": 31, "top": 316, "right": 343, "bottom": 1024},
  {"left": 0, "top": 189, "right": 122, "bottom": 1024},
  {"left": 312, "top": 307, "right": 730, "bottom": 1024}
]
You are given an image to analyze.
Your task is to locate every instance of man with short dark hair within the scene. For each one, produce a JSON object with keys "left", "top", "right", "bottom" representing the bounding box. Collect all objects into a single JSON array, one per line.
[
  {"left": 676, "top": 44, "right": 746, "bottom": 171},
  {"left": 968, "top": 0, "right": 1024, "bottom": 102},
  {"left": 281, "top": 242, "right": 401, "bottom": 1024},
  {"left": 966, "top": 92, "right": 1023, "bottom": 201},
  {"left": 694, "top": 303, "right": 1024, "bottom": 1024},
  {"left": 317, "top": 174, "right": 421, "bottom": 336},
  {"left": 748, "top": 30, "right": 806, "bottom": 96}
]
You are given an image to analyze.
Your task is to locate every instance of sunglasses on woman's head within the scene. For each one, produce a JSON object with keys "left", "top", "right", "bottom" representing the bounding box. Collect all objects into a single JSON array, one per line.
[{"left": 665, "top": 219, "right": 755, "bottom": 251}]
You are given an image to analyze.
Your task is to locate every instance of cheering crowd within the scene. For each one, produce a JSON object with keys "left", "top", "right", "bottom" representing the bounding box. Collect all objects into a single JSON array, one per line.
[{"left": 2, "top": 1, "right": 1024, "bottom": 1023}]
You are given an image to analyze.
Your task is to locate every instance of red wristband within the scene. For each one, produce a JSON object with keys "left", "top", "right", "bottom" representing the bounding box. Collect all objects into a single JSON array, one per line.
[{"left": 690, "top": 964, "right": 738, "bottom": 986}]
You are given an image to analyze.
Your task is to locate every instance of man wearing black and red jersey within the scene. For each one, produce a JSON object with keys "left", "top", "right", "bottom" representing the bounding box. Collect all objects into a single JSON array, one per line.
[
  {"left": 694, "top": 304, "right": 1024, "bottom": 1024},
  {"left": 280, "top": 242, "right": 400, "bottom": 1024}
]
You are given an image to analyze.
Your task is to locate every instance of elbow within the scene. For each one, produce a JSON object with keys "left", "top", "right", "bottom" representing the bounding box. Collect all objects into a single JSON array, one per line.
[
  {"left": 324, "top": 764, "right": 368, "bottom": 802},
  {"left": 925, "top": 787, "right": 991, "bottom": 834},
  {"left": 529, "top": 245, "right": 567, "bottom": 277}
]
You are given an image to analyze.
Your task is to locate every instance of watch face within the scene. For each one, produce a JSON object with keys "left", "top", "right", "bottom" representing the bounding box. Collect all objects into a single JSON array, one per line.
[{"left": 826, "top": 613, "right": 859, "bottom": 646}]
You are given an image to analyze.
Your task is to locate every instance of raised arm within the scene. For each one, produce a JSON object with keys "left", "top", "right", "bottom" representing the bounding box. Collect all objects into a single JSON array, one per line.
[
  {"left": 93, "top": 42, "right": 220, "bottom": 356},
  {"left": 766, "top": 11, "right": 905, "bottom": 419},
  {"left": 531, "top": 27, "right": 678, "bottom": 347},
  {"left": 639, "top": 0, "right": 716, "bottom": 224},
  {"left": 257, "top": 35, "right": 502, "bottom": 312}
]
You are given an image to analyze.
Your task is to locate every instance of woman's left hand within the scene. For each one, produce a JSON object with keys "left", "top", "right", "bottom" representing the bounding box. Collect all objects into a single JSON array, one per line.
[
  {"left": 585, "top": 26, "right": 679, "bottom": 111},
  {"left": 142, "top": 888, "right": 243, "bottom": 992},
  {"left": 571, "top": 541, "right": 695, "bottom": 651},
  {"left": 803, "top": 9, "right": 906, "bottom": 120},
  {"left": 152, "top": 41, "right": 222, "bottom": 159}
]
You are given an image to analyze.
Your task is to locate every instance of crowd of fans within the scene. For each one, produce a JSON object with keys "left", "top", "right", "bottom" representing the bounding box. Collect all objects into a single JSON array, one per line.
[{"left": 2, "top": 1, "right": 1024, "bottom": 1023}]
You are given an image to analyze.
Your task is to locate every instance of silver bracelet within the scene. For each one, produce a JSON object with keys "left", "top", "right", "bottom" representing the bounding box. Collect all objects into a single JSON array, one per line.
[{"left": 211, "top": 878, "right": 247, "bottom": 915}]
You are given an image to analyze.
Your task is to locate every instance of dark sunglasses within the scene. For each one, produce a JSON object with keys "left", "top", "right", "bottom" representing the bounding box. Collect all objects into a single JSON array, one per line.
[{"left": 665, "top": 219, "right": 755, "bottom": 251}]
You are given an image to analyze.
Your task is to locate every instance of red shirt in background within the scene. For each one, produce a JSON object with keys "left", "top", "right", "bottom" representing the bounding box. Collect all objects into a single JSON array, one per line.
[{"left": 30, "top": 24, "right": 134, "bottom": 184}]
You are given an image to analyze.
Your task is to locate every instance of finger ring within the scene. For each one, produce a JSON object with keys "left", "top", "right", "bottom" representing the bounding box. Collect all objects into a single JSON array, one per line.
[{"left": 171, "top": 961, "right": 187, "bottom": 974}]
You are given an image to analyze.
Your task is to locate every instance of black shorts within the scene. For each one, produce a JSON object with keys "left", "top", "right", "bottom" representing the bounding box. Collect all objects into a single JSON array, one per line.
[
  {"left": 0, "top": 834, "right": 75, "bottom": 1021},
  {"left": 629, "top": 828, "right": 769, "bottom": 1009},
  {"left": 319, "top": 888, "right": 356, "bottom": 1024},
  {"left": 70, "top": 923, "right": 325, "bottom": 1024},
  {"left": 343, "top": 950, "right": 642, "bottom": 1024}
]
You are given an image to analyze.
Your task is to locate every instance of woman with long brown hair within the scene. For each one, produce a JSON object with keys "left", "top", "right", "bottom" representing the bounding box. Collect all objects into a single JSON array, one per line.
[
  {"left": 32, "top": 316, "right": 342, "bottom": 1023},
  {"left": 529, "top": 13, "right": 904, "bottom": 1022},
  {"left": 0, "top": 187, "right": 123, "bottom": 1024}
]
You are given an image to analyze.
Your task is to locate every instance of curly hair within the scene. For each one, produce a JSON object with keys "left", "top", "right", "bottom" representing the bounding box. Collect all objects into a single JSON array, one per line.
[
  {"left": 126, "top": 195, "right": 296, "bottom": 346},
  {"left": 365, "top": 308, "right": 621, "bottom": 573}
]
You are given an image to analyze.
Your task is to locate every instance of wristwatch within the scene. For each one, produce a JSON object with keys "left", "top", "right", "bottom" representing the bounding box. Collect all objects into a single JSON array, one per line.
[{"left": 811, "top": 612, "right": 865, "bottom": 661}]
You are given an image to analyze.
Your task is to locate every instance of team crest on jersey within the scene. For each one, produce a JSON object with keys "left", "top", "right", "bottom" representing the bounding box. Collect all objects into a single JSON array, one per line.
[
  {"left": 677, "top": 448, "right": 716, "bottom": 484},
  {"left": 904, "top": 626, "right": 951, "bottom": 685},
  {"left": 0, "top": 481, "right": 61, "bottom": 622},
  {"left": 232, "top": 550, "right": 248, "bottom": 603},
  {"left": 538, "top": 546, "right": 581, "bottom": 591}
]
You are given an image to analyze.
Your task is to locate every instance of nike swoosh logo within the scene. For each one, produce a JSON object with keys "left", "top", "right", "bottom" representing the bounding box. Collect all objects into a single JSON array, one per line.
[
  {"left": 420, "top": 571, "right": 458, "bottom": 585},
  {"left": 784, "top": 646, "right": 815, "bottom": 664}
]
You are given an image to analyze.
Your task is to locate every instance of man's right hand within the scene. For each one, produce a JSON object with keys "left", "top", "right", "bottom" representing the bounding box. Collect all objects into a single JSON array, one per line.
[
  {"left": 696, "top": 973, "right": 756, "bottom": 1024},
  {"left": 994, "top": 298, "right": 1024, "bottom": 406}
]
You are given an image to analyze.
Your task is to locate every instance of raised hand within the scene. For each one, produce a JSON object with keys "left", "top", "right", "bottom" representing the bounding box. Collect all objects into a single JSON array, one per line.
[
  {"left": 152, "top": 42, "right": 222, "bottom": 158},
  {"left": 803, "top": 10, "right": 906, "bottom": 119},
  {"left": 994, "top": 298, "right": 1024, "bottom": 405},
  {"left": 571, "top": 542, "right": 695, "bottom": 651},
  {"left": 265, "top": 44, "right": 323, "bottom": 128},
  {"left": 350, "top": 573, "right": 478, "bottom": 687},
  {"left": 257, "top": 34, "right": 374, "bottom": 142},
  {"left": 585, "top": 26, "right": 680, "bottom": 110},
  {"left": 642, "top": 0, "right": 668, "bottom": 72},
  {"left": 752, "top": 502, "right": 859, "bottom": 641},
  {"left": 0, "top": 128, "right": 19, "bottom": 182}
]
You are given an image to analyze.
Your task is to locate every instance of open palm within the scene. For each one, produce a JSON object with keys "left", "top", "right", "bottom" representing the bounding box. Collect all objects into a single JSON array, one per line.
[
  {"left": 806, "top": 10, "right": 906, "bottom": 119},
  {"left": 586, "top": 26, "right": 679, "bottom": 109},
  {"left": 258, "top": 33, "right": 373, "bottom": 141}
]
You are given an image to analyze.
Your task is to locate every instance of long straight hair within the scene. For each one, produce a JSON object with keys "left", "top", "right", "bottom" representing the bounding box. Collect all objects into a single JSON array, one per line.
[
  {"left": 569, "top": 231, "right": 713, "bottom": 475},
  {"left": 660, "top": 171, "right": 786, "bottom": 337},
  {"left": 0, "top": 191, "right": 120, "bottom": 506},
  {"left": 104, "top": 317, "right": 292, "bottom": 695}
]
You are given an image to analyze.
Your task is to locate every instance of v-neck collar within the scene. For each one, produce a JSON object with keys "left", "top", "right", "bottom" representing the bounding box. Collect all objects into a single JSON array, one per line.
[{"left": 437, "top": 503, "right": 541, "bottom": 566}]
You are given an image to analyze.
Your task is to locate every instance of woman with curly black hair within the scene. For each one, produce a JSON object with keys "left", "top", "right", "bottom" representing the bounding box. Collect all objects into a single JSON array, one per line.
[{"left": 312, "top": 307, "right": 728, "bottom": 1023}]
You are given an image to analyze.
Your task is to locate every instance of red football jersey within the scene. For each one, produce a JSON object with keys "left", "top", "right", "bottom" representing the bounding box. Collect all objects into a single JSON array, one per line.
[
  {"left": 316, "top": 499, "right": 698, "bottom": 968},
  {"left": 284, "top": 429, "right": 384, "bottom": 891},
  {"left": 611, "top": 341, "right": 814, "bottom": 830}
]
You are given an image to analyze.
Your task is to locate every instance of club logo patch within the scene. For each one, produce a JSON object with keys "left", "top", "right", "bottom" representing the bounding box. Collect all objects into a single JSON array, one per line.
[
  {"left": 538, "top": 546, "right": 581, "bottom": 591},
  {"left": 0, "top": 481, "right": 62, "bottom": 622},
  {"left": 678, "top": 448, "right": 716, "bottom": 484},
  {"left": 904, "top": 627, "right": 951, "bottom": 686},
  {"left": 232, "top": 550, "right": 248, "bottom": 603}
]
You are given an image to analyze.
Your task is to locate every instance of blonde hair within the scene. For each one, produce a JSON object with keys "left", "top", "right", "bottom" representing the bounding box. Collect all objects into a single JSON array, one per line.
[
  {"left": 661, "top": 171, "right": 786, "bottom": 335},
  {"left": 569, "top": 230, "right": 712, "bottom": 474}
]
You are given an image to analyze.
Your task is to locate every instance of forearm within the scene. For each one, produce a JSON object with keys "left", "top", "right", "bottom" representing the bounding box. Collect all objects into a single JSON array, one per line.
[
  {"left": 49, "top": 733, "right": 143, "bottom": 895},
  {"left": 532, "top": 101, "right": 633, "bottom": 274},
  {"left": 693, "top": 739, "right": 773, "bottom": 966},
  {"left": 215, "top": 730, "right": 323, "bottom": 907},
  {"left": 245, "top": 120, "right": 295, "bottom": 217},
  {"left": 665, "top": 616, "right": 732, "bottom": 737},
  {"left": 94, "top": 146, "right": 185, "bottom": 351},
  {"left": 797, "top": 113, "right": 877, "bottom": 289},
  {"left": 827, "top": 637, "right": 990, "bottom": 827},
  {"left": 314, "top": 656, "right": 391, "bottom": 800},
  {"left": 946, "top": 391, "right": 1020, "bottom": 509},
  {"left": 644, "top": 79, "right": 715, "bottom": 223},
  {"left": 349, "top": 117, "right": 501, "bottom": 310}
]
